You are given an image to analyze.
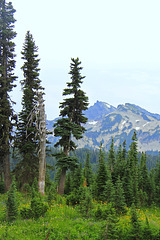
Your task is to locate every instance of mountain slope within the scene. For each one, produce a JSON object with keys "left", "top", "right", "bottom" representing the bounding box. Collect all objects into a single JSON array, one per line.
[{"left": 47, "top": 101, "right": 160, "bottom": 152}]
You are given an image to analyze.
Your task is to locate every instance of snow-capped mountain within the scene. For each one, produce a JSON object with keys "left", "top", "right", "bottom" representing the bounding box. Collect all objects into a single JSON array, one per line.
[{"left": 46, "top": 101, "right": 160, "bottom": 152}]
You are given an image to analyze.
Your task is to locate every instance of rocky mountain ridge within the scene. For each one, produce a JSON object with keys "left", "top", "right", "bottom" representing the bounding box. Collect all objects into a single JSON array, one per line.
[{"left": 47, "top": 101, "right": 160, "bottom": 152}]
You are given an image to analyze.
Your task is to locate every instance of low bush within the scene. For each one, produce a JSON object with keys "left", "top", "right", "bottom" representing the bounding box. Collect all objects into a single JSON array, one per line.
[{"left": 20, "top": 197, "right": 48, "bottom": 219}]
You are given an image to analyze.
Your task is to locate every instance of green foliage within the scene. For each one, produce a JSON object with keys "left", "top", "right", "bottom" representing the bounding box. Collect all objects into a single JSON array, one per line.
[
  {"left": 79, "top": 187, "right": 93, "bottom": 217},
  {"left": 47, "top": 183, "right": 57, "bottom": 206},
  {"left": 1, "top": 193, "right": 160, "bottom": 239},
  {"left": 30, "top": 197, "right": 48, "bottom": 219},
  {"left": 96, "top": 143, "right": 107, "bottom": 201},
  {"left": 21, "top": 183, "right": 31, "bottom": 195},
  {"left": 15, "top": 31, "right": 44, "bottom": 186},
  {"left": 20, "top": 206, "right": 32, "bottom": 219},
  {"left": 114, "top": 177, "right": 127, "bottom": 214},
  {"left": 94, "top": 203, "right": 119, "bottom": 239},
  {"left": 53, "top": 58, "right": 89, "bottom": 194},
  {"left": 0, "top": 181, "right": 5, "bottom": 194},
  {"left": 0, "top": 0, "right": 17, "bottom": 192},
  {"left": 94, "top": 203, "right": 116, "bottom": 220},
  {"left": 20, "top": 195, "right": 48, "bottom": 219},
  {"left": 83, "top": 151, "right": 93, "bottom": 187},
  {"left": 129, "top": 203, "right": 141, "bottom": 239},
  {"left": 20, "top": 196, "right": 48, "bottom": 219},
  {"left": 142, "top": 216, "right": 153, "bottom": 240},
  {"left": 103, "top": 172, "right": 115, "bottom": 203},
  {"left": 108, "top": 137, "right": 116, "bottom": 175},
  {"left": 32, "top": 177, "right": 38, "bottom": 192},
  {"left": 6, "top": 178, "right": 18, "bottom": 221},
  {"left": 66, "top": 190, "right": 80, "bottom": 206}
]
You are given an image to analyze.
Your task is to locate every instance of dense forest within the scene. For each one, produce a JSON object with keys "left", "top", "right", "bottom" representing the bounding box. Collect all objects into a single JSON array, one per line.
[{"left": 0, "top": 0, "right": 160, "bottom": 239}]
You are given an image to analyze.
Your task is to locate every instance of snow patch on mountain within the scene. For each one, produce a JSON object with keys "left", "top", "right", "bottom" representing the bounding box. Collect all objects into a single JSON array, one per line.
[
  {"left": 143, "top": 122, "right": 149, "bottom": 127},
  {"left": 105, "top": 103, "right": 111, "bottom": 108},
  {"left": 88, "top": 121, "right": 98, "bottom": 125}
]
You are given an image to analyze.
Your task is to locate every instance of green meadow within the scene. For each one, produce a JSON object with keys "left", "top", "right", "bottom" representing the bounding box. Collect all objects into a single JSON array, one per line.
[{"left": 0, "top": 193, "right": 160, "bottom": 240}]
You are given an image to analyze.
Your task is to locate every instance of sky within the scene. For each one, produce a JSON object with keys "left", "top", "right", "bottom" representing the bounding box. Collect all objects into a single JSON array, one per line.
[{"left": 10, "top": 0, "right": 160, "bottom": 120}]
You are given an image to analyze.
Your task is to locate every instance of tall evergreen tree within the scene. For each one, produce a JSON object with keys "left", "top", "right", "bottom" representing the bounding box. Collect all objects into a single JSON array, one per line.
[
  {"left": 108, "top": 138, "right": 116, "bottom": 183},
  {"left": 114, "top": 176, "right": 126, "bottom": 214},
  {"left": 71, "top": 163, "right": 83, "bottom": 191},
  {"left": 122, "top": 140, "right": 127, "bottom": 161},
  {"left": 115, "top": 142, "right": 127, "bottom": 193},
  {"left": 54, "top": 58, "right": 89, "bottom": 195},
  {"left": 0, "top": 0, "right": 17, "bottom": 191},
  {"left": 103, "top": 171, "right": 115, "bottom": 203},
  {"left": 15, "top": 31, "right": 44, "bottom": 187},
  {"left": 108, "top": 138, "right": 115, "bottom": 173},
  {"left": 127, "top": 131, "right": 139, "bottom": 206},
  {"left": 83, "top": 151, "right": 93, "bottom": 187},
  {"left": 138, "top": 152, "right": 150, "bottom": 205},
  {"left": 96, "top": 143, "right": 107, "bottom": 201},
  {"left": 154, "top": 160, "right": 160, "bottom": 203}
]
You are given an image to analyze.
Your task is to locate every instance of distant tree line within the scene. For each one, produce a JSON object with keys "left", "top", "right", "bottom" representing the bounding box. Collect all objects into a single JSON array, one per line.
[{"left": 59, "top": 132, "right": 160, "bottom": 209}]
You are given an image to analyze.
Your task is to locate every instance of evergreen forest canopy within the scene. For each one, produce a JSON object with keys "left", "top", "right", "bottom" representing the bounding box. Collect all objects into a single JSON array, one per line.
[{"left": 0, "top": 0, "right": 160, "bottom": 212}]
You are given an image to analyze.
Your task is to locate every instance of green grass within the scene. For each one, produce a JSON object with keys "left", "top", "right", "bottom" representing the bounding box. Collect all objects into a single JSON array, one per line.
[{"left": 0, "top": 193, "right": 160, "bottom": 239}]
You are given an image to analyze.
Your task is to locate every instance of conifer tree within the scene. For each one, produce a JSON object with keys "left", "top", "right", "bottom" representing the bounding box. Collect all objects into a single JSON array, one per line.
[
  {"left": 114, "top": 177, "right": 126, "bottom": 214},
  {"left": 6, "top": 177, "right": 18, "bottom": 221},
  {"left": 114, "top": 144, "right": 122, "bottom": 180},
  {"left": 15, "top": 31, "right": 44, "bottom": 187},
  {"left": 71, "top": 163, "right": 83, "bottom": 191},
  {"left": 138, "top": 152, "right": 150, "bottom": 205},
  {"left": 130, "top": 203, "right": 141, "bottom": 239},
  {"left": 148, "top": 169, "right": 156, "bottom": 205},
  {"left": 54, "top": 58, "right": 89, "bottom": 195},
  {"left": 122, "top": 140, "right": 127, "bottom": 161},
  {"left": 103, "top": 171, "right": 115, "bottom": 203},
  {"left": 0, "top": 0, "right": 17, "bottom": 191},
  {"left": 154, "top": 161, "right": 160, "bottom": 203},
  {"left": 108, "top": 138, "right": 115, "bottom": 173},
  {"left": 83, "top": 151, "right": 93, "bottom": 187},
  {"left": 96, "top": 143, "right": 107, "bottom": 201},
  {"left": 127, "top": 131, "right": 139, "bottom": 206},
  {"left": 108, "top": 138, "right": 116, "bottom": 184}
]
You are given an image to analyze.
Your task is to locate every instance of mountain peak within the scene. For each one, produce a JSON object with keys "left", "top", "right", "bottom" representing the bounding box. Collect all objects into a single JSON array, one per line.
[
  {"left": 47, "top": 101, "right": 160, "bottom": 152},
  {"left": 85, "top": 101, "right": 116, "bottom": 121}
]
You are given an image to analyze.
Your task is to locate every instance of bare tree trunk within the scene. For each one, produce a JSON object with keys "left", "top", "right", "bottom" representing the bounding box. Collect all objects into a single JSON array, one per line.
[
  {"left": 38, "top": 96, "right": 46, "bottom": 195},
  {"left": 58, "top": 167, "right": 67, "bottom": 195}
]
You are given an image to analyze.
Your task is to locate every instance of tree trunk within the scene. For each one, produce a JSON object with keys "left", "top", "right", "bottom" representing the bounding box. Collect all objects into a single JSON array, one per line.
[
  {"left": 38, "top": 96, "right": 46, "bottom": 195},
  {"left": 58, "top": 167, "right": 67, "bottom": 195},
  {"left": 3, "top": 152, "right": 11, "bottom": 192}
]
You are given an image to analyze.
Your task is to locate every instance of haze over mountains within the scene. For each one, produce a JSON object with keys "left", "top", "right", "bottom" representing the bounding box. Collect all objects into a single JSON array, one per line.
[{"left": 47, "top": 101, "right": 160, "bottom": 152}]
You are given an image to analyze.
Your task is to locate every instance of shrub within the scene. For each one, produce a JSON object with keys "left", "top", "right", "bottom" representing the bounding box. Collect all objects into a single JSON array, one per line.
[
  {"left": 31, "top": 197, "right": 48, "bottom": 218},
  {"left": 94, "top": 203, "right": 116, "bottom": 220},
  {"left": 66, "top": 191, "right": 79, "bottom": 206},
  {"left": 20, "top": 197, "right": 48, "bottom": 219},
  {"left": 20, "top": 206, "right": 32, "bottom": 219}
]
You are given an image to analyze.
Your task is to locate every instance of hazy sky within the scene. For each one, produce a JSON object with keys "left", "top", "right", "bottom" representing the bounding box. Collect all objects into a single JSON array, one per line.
[{"left": 11, "top": 0, "right": 160, "bottom": 119}]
